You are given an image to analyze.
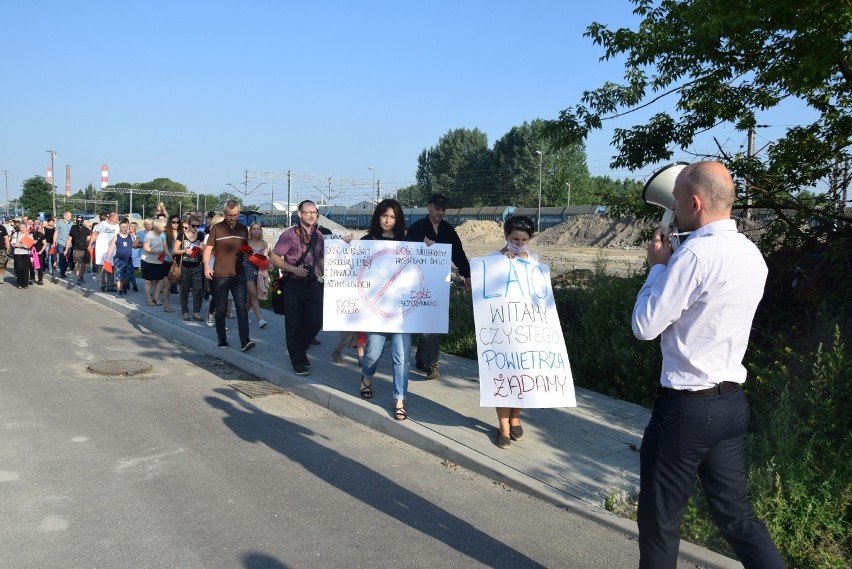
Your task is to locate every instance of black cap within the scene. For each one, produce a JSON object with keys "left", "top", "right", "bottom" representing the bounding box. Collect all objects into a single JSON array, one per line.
[
  {"left": 76, "top": 214, "right": 84, "bottom": 220},
  {"left": 427, "top": 193, "right": 448, "bottom": 208}
]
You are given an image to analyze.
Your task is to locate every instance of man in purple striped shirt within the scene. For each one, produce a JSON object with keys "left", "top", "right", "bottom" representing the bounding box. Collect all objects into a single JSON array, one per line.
[{"left": 270, "top": 200, "right": 325, "bottom": 376}]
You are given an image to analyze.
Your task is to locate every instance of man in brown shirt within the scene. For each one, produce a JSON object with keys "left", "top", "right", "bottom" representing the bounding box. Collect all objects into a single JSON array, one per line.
[{"left": 203, "top": 201, "right": 255, "bottom": 352}]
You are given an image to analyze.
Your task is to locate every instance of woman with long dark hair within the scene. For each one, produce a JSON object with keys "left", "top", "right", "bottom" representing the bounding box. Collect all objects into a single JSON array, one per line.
[{"left": 358, "top": 199, "right": 412, "bottom": 420}]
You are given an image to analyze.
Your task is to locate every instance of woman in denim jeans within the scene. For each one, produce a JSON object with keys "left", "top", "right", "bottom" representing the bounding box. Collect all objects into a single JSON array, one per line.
[{"left": 358, "top": 199, "right": 412, "bottom": 421}]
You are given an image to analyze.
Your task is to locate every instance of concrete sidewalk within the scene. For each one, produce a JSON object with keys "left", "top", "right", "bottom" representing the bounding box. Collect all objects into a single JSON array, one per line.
[{"left": 46, "top": 271, "right": 740, "bottom": 569}]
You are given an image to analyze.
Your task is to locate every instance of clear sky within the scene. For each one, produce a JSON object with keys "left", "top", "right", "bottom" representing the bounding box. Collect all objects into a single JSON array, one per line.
[{"left": 0, "top": 0, "right": 803, "bottom": 207}]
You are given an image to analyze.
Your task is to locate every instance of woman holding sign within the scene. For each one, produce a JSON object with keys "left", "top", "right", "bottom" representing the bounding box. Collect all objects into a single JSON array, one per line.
[
  {"left": 359, "top": 199, "right": 412, "bottom": 421},
  {"left": 493, "top": 215, "right": 540, "bottom": 449}
]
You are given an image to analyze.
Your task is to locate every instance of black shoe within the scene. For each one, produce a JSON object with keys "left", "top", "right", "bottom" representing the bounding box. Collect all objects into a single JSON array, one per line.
[
  {"left": 510, "top": 425, "right": 524, "bottom": 441},
  {"left": 293, "top": 362, "right": 310, "bottom": 376},
  {"left": 101, "top": 286, "right": 106, "bottom": 292},
  {"left": 415, "top": 360, "right": 427, "bottom": 372},
  {"left": 132, "top": 286, "right": 138, "bottom": 292},
  {"left": 218, "top": 340, "right": 229, "bottom": 349},
  {"left": 240, "top": 340, "right": 256, "bottom": 353},
  {"left": 496, "top": 434, "right": 511, "bottom": 449},
  {"left": 36, "top": 280, "right": 43, "bottom": 285},
  {"left": 426, "top": 364, "right": 440, "bottom": 380},
  {"left": 310, "top": 338, "right": 321, "bottom": 346}
]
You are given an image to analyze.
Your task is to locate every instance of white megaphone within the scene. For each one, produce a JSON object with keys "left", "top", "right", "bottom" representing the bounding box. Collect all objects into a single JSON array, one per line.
[{"left": 642, "top": 161, "right": 690, "bottom": 250}]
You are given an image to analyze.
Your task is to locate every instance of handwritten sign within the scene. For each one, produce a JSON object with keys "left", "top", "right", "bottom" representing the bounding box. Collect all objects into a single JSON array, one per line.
[
  {"left": 472, "top": 255, "right": 576, "bottom": 409},
  {"left": 323, "top": 239, "right": 452, "bottom": 333}
]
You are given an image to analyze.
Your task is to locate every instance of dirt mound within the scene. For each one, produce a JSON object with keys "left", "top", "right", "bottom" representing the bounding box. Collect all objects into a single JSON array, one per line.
[
  {"left": 533, "top": 215, "right": 650, "bottom": 249},
  {"left": 454, "top": 220, "right": 507, "bottom": 246}
]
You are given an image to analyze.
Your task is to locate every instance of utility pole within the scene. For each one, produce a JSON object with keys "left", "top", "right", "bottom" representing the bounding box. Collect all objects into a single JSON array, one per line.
[
  {"left": 566, "top": 182, "right": 571, "bottom": 207},
  {"left": 2, "top": 169, "right": 10, "bottom": 217},
  {"left": 745, "top": 128, "right": 754, "bottom": 220}
]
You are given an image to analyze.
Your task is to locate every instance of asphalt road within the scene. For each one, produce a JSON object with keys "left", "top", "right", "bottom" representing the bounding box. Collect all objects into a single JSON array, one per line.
[{"left": 0, "top": 283, "right": 701, "bottom": 568}]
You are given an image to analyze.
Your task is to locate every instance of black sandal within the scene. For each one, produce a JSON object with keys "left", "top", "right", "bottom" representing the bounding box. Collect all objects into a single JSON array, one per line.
[
  {"left": 359, "top": 376, "right": 373, "bottom": 399},
  {"left": 394, "top": 406, "right": 407, "bottom": 421}
]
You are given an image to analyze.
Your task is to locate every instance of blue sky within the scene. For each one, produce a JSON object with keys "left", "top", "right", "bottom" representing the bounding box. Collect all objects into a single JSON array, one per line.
[{"left": 1, "top": 1, "right": 804, "bottom": 207}]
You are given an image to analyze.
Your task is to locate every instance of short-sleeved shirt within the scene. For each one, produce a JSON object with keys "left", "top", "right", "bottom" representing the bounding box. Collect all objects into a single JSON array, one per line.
[
  {"left": 141, "top": 231, "right": 164, "bottom": 264},
  {"left": 55, "top": 219, "right": 73, "bottom": 246},
  {"left": 273, "top": 225, "right": 325, "bottom": 279},
  {"left": 208, "top": 221, "right": 248, "bottom": 277},
  {"left": 68, "top": 224, "right": 92, "bottom": 252}
]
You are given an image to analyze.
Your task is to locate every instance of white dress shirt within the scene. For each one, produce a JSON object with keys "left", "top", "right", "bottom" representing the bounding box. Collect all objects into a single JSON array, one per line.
[{"left": 632, "top": 219, "right": 767, "bottom": 390}]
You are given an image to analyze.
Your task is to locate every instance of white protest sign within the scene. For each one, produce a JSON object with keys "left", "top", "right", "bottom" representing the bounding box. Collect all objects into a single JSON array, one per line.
[
  {"left": 472, "top": 255, "right": 576, "bottom": 409},
  {"left": 323, "top": 239, "right": 452, "bottom": 333}
]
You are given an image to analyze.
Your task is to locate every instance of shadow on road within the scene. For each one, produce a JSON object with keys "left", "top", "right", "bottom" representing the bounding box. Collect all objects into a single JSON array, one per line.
[{"left": 206, "top": 389, "right": 544, "bottom": 568}]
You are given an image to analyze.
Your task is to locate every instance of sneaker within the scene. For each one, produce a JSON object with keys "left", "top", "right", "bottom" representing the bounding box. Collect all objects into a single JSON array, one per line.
[
  {"left": 207, "top": 314, "right": 214, "bottom": 327},
  {"left": 116, "top": 292, "right": 123, "bottom": 298},
  {"left": 331, "top": 351, "right": 342, "bottom": 363},
  {"left": 293, "top": 362, "right": 310, "bottom": 376},
  {"left": 218, "top": 340, "right": 229, "bottom": 349},
  {"left": 258, "top": 318, "right": 268, "bottom": 329},
  {"left": 426, "top": 364, "right": 440, "bottom": 380},
  {"left": 240, "top": 340, "right": 256, "bottom": 353}
]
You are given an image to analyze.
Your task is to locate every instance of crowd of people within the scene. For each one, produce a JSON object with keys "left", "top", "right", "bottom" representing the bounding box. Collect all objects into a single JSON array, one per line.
[{"left": 2, "top": 162, "right": 786, "bottom": 566}]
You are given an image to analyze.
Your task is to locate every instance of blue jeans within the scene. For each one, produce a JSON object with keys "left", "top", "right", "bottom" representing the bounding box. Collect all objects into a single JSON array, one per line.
[
  {"left": 362, "top": 332, "right": 412, "bottom": 401},
  {"left": 213, "top": 275, "right": 249, "bottom": 345},
  {"left": 638, "top": 386, "right": 785, "bottom": 568}
]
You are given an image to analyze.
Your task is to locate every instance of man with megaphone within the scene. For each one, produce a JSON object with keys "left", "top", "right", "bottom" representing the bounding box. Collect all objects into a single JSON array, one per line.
[{"left": 631, "top": 161, "right": 785, "bottom": 568}]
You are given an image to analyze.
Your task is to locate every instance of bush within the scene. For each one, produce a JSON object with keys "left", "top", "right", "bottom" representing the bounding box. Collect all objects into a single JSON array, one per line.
[{"left": 438, "top": 266, "right": 851, "bottom": 567}]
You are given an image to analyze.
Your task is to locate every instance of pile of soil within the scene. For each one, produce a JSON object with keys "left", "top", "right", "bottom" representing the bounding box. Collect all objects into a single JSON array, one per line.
[{"left": 533, "top": 215, "right": 649, "bottom": 249}]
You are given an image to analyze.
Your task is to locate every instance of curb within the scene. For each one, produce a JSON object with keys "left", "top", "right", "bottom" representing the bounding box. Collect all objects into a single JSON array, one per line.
[{"left": 50, "top": 274, "right": 742, "bottom": 569}]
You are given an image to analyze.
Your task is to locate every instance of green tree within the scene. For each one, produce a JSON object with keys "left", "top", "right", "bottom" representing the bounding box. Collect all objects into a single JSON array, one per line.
[
  {"left": 416, "top": 128, "right": 495, "bottom": 207},
  {"left": 493, "top": 119, "right": 593, "bottom": 206},
  {"left": 395, "top": 184, "right": 426, "bottom": 208},
  {"left": 545, "top": 0, "right": 852, "bottom": 247},
  {"left": 216, "top": 192, "right": 242, "bottom": 210},
  {"left": 19, "top": 176, "right": 54, "bottom": 216}
]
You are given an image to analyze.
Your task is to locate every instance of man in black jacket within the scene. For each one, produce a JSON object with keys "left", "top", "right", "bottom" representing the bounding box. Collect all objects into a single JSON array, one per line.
[{"left": 405, "top": 193, "right": 471, "bottom": 380}]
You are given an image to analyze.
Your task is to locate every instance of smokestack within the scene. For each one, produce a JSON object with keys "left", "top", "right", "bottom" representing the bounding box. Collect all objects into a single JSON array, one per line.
[{"left": 65, "top": 165, "right": 71, "bottom": 197}]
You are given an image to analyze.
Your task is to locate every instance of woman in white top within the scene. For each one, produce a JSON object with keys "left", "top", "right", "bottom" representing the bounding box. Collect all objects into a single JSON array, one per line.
[{"left": 492, "top": 215, "right": 539, "bottom": 449}]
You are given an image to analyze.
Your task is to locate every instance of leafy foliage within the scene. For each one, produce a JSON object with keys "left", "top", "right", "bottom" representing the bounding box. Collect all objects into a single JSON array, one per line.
[
  {"left": 19, "top": 176, "right": 54, "bottom": 216},
  {"left": 545, "top": 0, "right": 852, "bottom": 247}
]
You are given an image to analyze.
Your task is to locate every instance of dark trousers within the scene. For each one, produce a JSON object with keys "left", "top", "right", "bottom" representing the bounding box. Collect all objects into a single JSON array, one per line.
[
  {"left": 180, "top": 264, "right": 204, "bottom": 315},
  {"left": 415, "top": 333, "right": 439, "bottom": 367},
  {"left": 13, "top": 254, "right": 31, "bottom": 287},
  {"left": 283, "top": 278, "right": 323, "bottom": 367},
  {"left": 213, "top": 275, "right": 249, "bottom": 345},
  {"left": 58, "top": 247, "right": 75, "bottom": 276},
  {"left": 638, "top": 386, "right": 785, "bottom": 569}
]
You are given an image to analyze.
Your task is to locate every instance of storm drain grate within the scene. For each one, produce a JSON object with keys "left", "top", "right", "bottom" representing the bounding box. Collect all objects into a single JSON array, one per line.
[{"left": 228, "top": 380, "right": 288, "bottom": 398}]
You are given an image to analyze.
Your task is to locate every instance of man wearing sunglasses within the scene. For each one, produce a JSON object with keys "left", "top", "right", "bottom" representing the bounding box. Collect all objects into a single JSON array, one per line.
[{"left": 405, "top": 193, "right": 471, "bottom": 380}]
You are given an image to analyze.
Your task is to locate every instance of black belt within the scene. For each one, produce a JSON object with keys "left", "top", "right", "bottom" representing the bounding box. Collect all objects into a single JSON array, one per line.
[{"left": 657, "top": 381, "right": 739, "bottom": 397}]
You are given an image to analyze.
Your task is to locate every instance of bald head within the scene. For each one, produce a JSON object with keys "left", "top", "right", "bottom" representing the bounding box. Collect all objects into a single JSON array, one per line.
[{"left": 678, "top": 161, "right": 736, "bottom": 215}]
